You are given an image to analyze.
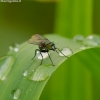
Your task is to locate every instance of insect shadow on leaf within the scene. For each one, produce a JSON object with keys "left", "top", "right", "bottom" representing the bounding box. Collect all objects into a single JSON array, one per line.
[{"left": 28, "top": 34, "right": 69, "bottom": 66}]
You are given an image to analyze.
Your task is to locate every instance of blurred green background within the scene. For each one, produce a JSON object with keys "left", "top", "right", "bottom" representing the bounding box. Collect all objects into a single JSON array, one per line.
[{"left": 0, "top": 0, "right": 100, "bottom": 100}]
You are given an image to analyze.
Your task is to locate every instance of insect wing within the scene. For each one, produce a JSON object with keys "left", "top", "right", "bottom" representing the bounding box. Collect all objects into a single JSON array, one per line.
[{"left": 28, "top": 34, "right": 50, "bottom": 45}]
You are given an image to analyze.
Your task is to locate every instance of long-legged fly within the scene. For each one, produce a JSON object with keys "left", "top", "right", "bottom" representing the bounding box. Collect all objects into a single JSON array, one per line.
[{"left": 28, "top": 34, "right": 67, "bottom": 66}]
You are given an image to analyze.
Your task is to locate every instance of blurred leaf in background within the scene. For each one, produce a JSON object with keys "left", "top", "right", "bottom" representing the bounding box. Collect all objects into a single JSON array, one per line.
[
  {"left": 93, "top": 0, "right": 100, "bottom": 34},
  {"left": 54, "top": 0, "right": 93, "bottom": 37},
  {"left": 0, "top": 1, "right": 56, "bottom": 56}
]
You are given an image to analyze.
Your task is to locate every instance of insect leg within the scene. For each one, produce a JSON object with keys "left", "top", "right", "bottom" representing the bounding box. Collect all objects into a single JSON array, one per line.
[
  {"left": 55, "top": 49, "right": 59, "bottom": 54},
  {"left": 47, "top": 52, "right": 54, "bottom": 66},
  {"left": 31, "top": 49, "right": 39, "bottom": 60},
  {"left": 56, "top": 48, "right": 69, "bottom": 58},
  {"left": 32, "top": 49, "right": 44, "bottom": 65}
]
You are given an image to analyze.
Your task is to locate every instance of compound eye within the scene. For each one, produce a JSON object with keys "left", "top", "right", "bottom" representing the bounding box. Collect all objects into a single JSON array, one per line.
[{"left": 51, "top": 43, "right": 54, "bottom": 46}]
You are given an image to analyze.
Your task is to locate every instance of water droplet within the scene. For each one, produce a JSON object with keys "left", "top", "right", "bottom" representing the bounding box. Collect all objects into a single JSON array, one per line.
[
  {"left": 87, "top": 35, "right": 100, "bottom": 44},
  {"left": 30, "top": 67, "right": 50, "bottom": 82},
  {"left": 82, "top": 35, "right": 100, "bottom": 47},
  {"left": 59, "top": 48, "right": 72, "bottom": 56},
  {"left": 79, "top": 45, "right": 86, "bottom": 50},
  {"left": 12, "top": 89, "right": 21, "bottom": 99},
  {"left": 23, "top": 70, "right": 28, "bottom": 76},
  {"left": 73, "top": 34, "right": 85, "bottom": 42},
  {"left": 1, "top": 76, "right": 6, "bottom": 80},
  {"left": 0, "top": 56, "right": 15, "bottom": 81},
  {"left": 14, "top": 48, "right": 19, "bottom": 52},
  {"left": 32, "top": 69, "right": 34, "bottom": 71},
  {"left": 9, "top": 43, "right": 19, "bottom": 52},
  {"left": 9, "top": 46, "right": 13, "bottom": 50},
  {"left": 37, "top": 51, "right": 49, "bottom": 59}
]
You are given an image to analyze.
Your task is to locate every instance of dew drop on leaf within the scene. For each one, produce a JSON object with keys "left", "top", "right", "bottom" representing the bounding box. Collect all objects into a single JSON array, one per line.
[
  {"left": 1, "top": 76, "right": 6, "bottom": 81},
  {"left": 82, "top": 35, "right": 100, "bottom": 47},
  {"left": 11, "top": 89, "right": 21, "bottom": 99},
  {"left": 29, "top": 66, "right": 50, "bottom": 82},
  {"left": 9, "top": 43, "right": 19, "bottom": 52},
  {"left": 37, "top": 51, "right": 49, "bottom": 59},
  {"left": 0, "top": 55, "right": 15, "bottom": 81},
  {"left": 83, "top": 39, "right": 98, "bottom": 47},
  {"left": 87, "top": 35, "right": 100, "bottom": 44},
  {"left": 23, "top": 70, "right": 29, "bottom": 77},
  {"left": 73, "top": 34, "right": 85, "bottom": 42},
  {"left": 59, "top": 48, "right": 73, "bottom": 57}
]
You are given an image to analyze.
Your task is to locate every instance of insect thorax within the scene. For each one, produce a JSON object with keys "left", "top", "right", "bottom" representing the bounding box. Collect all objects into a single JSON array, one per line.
[
  {"left": 39, "top": 42, "right": 55, "bottom": 52},
  {"left": 46, "top": 42, "right": 56, "bottom": 51}
]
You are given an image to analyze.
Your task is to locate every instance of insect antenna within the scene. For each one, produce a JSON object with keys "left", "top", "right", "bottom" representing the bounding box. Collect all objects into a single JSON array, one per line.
[
  {"left": 47, "top": 52, "right": 54, "bottom": 66},
  {"left": 56, "top": 48, "right": 69, "bottom": 58}
]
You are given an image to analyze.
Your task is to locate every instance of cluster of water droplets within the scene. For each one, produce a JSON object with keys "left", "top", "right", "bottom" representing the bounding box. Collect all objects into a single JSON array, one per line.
[
  {"left": 36, "top": 48, "right": 73, "bottom": 59},
  {"left": 0, "top": 36, "right": 77, "bottom": 100},
  {"left": 9, "top": 43, "right": 19, "bottom": 52},
  {"left": 73, "top": 34, "right": 100, "bottom": 49},
  {"left": 23, "top": 69, "right": 35, "bottom": 77}
]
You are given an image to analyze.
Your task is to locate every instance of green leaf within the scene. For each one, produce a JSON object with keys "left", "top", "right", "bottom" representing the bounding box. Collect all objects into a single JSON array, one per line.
[{"left": 0, "top": 34, "right": 100, "bottom": 100}]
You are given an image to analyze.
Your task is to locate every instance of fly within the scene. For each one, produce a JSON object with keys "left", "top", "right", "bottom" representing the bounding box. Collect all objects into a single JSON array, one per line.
[{"left": 28, "top": 34, "right": 68, "bottom": 66}]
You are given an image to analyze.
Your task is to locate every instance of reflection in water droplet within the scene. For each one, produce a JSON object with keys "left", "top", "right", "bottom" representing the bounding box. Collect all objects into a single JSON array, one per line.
[
  {"left": 79, "top": 46, "right": 87, "bottom": 50},
  {"left": 9, "top": 46, "right": 13, "bottom": 50},
  {"left": 86, "top": 35, "right": 93, "bottom": 39},
  {"left": 30, "top": 67, "right": 50, "bottom": 82},
  {"left": 73, "top": 34, "right": 85, "bottom": 42},
  {"left": 9, "top": 43, "right": 19, "bottom": 52},
  {"left": 86, "top": 35, "right": 100, "bottom": 44},
  {"left": 32, "top": 69, "right": 34, "bottom": 71},
  {"left": 14, "top": 48, "right": 19, "bottom": 52},
  {"left": 23, "top": 70, "right": 28, "bottom": 76},
  {"left": 0, "top": 56, "right": 15, "bottom": 81},
  {"left": 82, "top": 35, "right": 100, "bottom": 47},
  {"left": 12, "top": 89, "right": 21, "bottom": 99},
  {"left": 1, "top": 76, "right": 6, "bottom": 80},
  {"left": 37, "top": 51, "right": 48, "bottom": 59},
  {"left": 59, "top": 48, "right": 72, "bottom": 56}
]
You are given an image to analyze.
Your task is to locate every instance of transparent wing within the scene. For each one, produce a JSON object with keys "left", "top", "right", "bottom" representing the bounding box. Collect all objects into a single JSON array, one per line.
[{"left": 28, "top": 34, "right": 50, "bottom": 45}]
